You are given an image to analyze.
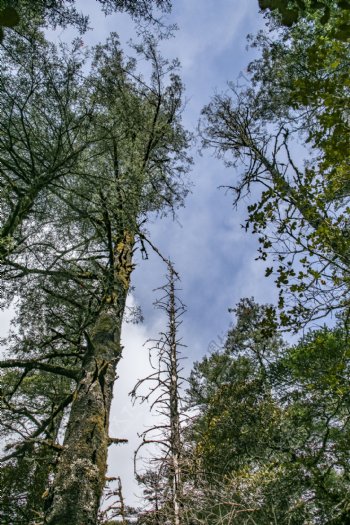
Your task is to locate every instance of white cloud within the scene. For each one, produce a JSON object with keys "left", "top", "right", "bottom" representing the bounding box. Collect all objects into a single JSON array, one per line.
[
  {"left": 162, "top": 0, "right": 256, "bottom": 71},
  {"left": 0, "top": 306, "right": 14, "bottom": 357},
  {"left": 0, "top": 308, "right": 13, "bottom": 335},
  {"left": 108, "top": 294, "right": 165, "bottom": 507}
]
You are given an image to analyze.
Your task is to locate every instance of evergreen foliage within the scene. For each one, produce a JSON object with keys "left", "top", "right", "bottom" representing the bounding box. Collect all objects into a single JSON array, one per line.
[
  {"left": 186, "top": 300, "right": 350, "bottom": 524},
  {"left": 0, "top": 8, "right": 190, "bottom": 522}
]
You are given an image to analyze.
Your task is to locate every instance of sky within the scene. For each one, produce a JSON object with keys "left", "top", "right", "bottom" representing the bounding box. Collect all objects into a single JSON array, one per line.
[{"left": 0, "top": 0, "right": 276, "bottom": 509}]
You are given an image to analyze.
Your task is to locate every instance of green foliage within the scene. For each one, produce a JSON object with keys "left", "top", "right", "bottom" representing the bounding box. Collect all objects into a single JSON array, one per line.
[
  {"left": 0, "top": 6, "right": 19, "bottom": 26},
  {"left": 188, "top": 299, "right": 284, "bottom": 478},
  {"left": 0, "top": 25, "right": 190, "bottom": 522},
  {"left": 0, "top": 0, "right": 171, "bottom": 37},
  {"left": 0, "top": 32, "right": 93, "bottom": 264},
  {"left": 259, "top": 0, "right": 300, "bottom": 26},
  {"left": 258, "top": 0, "right": 350, "bottom": 39},
  {"left": 187, "top": 301, "right": 350, "bottom": 524},
  {"left": 0, "top": 448, "right": 58, "bottom": 524},
  {"left": 0, "top": 6, "right": 19, "bottom": 43},
  {"left": 0, "top": 367, "right": 70, "bottom": 524}
]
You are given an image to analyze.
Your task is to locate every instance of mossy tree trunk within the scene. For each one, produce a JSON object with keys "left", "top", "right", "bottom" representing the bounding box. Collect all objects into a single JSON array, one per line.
[{"left": 45, "top": 232, "right": 134, "bottom": 525}]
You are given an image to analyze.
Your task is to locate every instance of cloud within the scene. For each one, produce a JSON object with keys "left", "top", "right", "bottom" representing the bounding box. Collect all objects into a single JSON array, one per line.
[
  {"left": 0, "top": 306, "right": 15, "bottom": 357},
  {"left": 108, "top": 294, "right": 166, "bottom": 507},
  {"left": 163, "top": 0, "right": 257, "bottom": 71}
]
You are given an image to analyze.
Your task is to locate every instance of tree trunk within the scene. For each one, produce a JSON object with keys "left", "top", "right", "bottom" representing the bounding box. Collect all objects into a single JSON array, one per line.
[
  {"left": 169, "top": 270, "right": 182, "bottom": 525},
  {"left": 45, "top": 231, "right": 134, "bottom": 525},
  {"left": 44, "top": 309, "right": 122, "bottom": 525}
]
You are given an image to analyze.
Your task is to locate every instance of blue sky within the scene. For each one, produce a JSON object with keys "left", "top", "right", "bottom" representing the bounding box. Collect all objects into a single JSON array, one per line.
[
  {"left": 127, "top": 1, "right": 272, "bottom": 361},
  {"left": 0, "top": 0, "right": 277, "bottom": 507}
]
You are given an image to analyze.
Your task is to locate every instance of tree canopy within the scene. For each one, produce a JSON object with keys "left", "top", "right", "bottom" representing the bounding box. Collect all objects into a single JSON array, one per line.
[
  {"left": 186, "top": 299, "right": 350, "bottom": 524},
  {"left": 0, "top": 0, "right": 171, "bottom": 40},
  {"left": 258, "top": 0, "right": 350, "bottom": 39}
]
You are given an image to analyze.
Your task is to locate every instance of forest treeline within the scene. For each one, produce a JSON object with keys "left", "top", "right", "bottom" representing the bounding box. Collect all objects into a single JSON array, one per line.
[{"left": 0, "top": 1, "right": 349, "bottom": 524}]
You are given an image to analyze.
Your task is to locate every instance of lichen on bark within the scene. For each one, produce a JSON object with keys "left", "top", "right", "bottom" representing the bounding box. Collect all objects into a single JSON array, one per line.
[{"left": 44, "top": 307, "right": 123, "bottom": 525}]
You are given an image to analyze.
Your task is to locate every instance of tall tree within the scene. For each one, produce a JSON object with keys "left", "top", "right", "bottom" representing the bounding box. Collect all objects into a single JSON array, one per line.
[
  {"left": 43, "top": 40, "right": 189, "bottom": 521},
  {"left": 0, "top": 32, "right": 190, "bottom": 525}
]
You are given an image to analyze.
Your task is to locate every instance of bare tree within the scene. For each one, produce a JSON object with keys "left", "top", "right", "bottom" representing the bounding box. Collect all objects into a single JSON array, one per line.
[
  {"left": 99, "top": 475, "right": 138, "bottom": 525},
  {"left": 131, "top": 263, "right": 187, "bottom": 525}
]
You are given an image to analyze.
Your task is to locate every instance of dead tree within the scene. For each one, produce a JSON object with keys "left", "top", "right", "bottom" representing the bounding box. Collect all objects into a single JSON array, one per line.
[
  {"left": 99, "top": 476, "right": 137, "bottom": 524},
  {"left": 131, "top": 263, "right": 186, "bottom": 525}
]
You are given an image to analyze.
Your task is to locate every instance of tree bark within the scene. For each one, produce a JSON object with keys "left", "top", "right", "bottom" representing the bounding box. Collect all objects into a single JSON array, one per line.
[
  {"left": 45, "top": 231, "right": 134, "bottom": 525},
  {"left": 44, "top": 309, "right": 122, "bottom": 525},
  {"left": 168, "top": 269, "right": 183, "bottom": 525}
]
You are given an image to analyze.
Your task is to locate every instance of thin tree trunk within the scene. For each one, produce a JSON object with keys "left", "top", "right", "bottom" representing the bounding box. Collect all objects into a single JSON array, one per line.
[
  {"left": 169, "top": 269, "right": 182, "bottom": 525},
  {"left": 132, "top": 265, "right": 185, "bottom": 525},
  {"left": 117, "top": 476, "right": 127, "bottom": 525}
]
